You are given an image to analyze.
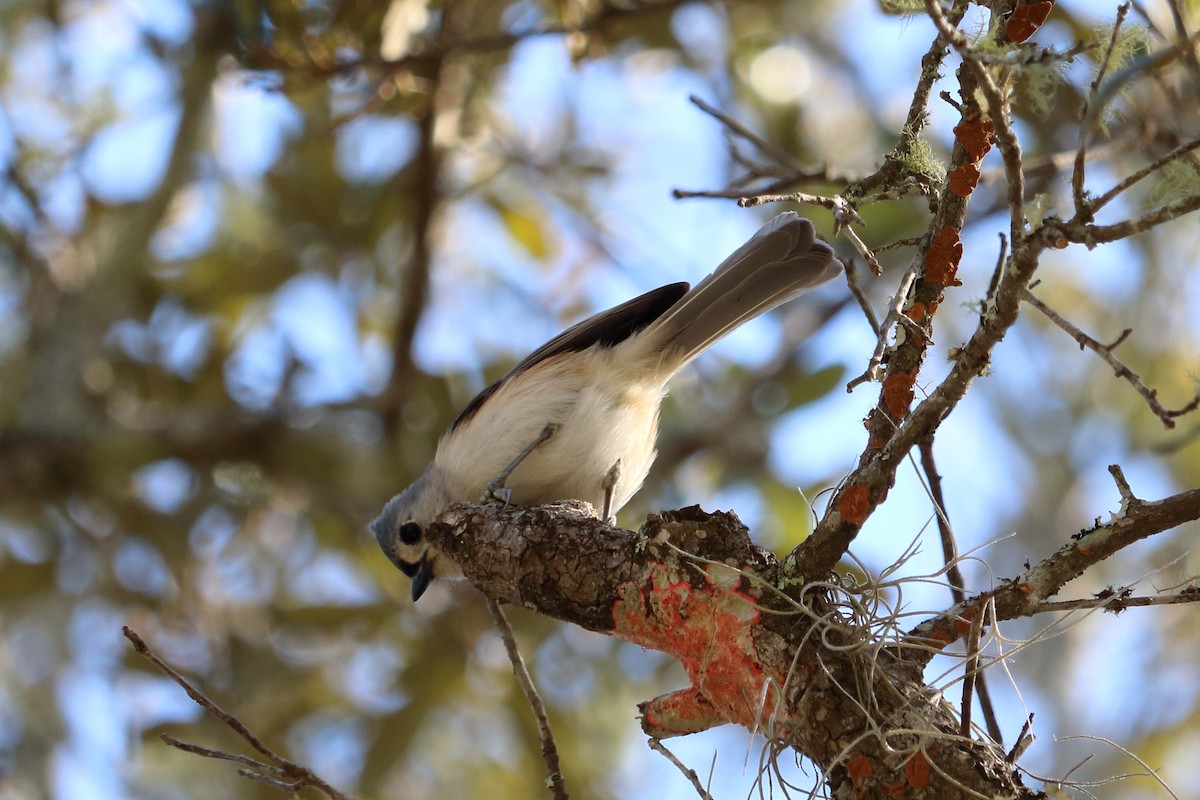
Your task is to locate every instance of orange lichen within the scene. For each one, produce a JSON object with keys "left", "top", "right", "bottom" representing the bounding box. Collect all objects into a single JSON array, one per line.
[
  {"left": 953, "top": 118, "right": 994, "bottom": 162},
  {"left": 924, "top": 226, "right": 963, "bottom": 287},
  {"left": 1007, "top": 0, "right": 1054, "bottom": 43},
  {"left": 883, "top": 369, "right": 917, "bottom": 418},
  {"left": 904, "top": 750, "right": 932, "bottom": 788},
  {"left": 847, "top": 754, "right": 874, "bottom": 785},
  {"left": 613, "top": 563, "right": 797, "bottom": 738},
  {"left": 838, "top": 484, "right": 872, "bottom": 526},
  {"left": 948, "top": 162, "right": 981, "bottom": 197},
  {"left": 924, "top": 627, "right": 957, "bottom": 648}
]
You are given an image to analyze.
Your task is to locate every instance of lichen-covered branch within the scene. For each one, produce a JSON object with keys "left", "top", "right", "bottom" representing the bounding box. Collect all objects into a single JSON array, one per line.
[
  {"left": 430, "top": 502, "right": 1037, "bottom": 798},
  {"left": 906, "top": 477, "right": 1200, "bottom": 656}
]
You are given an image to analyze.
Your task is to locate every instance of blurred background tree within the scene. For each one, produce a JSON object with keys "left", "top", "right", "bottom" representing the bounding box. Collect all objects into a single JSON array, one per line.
[{"left": 0, "top": 0, "right": 1197, "bottom": 798}]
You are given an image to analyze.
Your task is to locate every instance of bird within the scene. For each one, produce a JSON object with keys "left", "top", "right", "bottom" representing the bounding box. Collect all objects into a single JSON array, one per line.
[{"left": 372, "top": 212, "right": 842, "bottom": 600}]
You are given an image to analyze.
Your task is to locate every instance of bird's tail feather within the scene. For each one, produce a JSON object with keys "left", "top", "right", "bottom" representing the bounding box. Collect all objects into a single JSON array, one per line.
[{"left": 648, "top": 212, "right": 842, "bottom": 367}]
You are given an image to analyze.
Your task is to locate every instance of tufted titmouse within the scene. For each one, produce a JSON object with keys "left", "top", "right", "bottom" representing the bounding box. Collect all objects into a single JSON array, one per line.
[{"left": 372, "top": 212, "right": 842, "bottom": 600}]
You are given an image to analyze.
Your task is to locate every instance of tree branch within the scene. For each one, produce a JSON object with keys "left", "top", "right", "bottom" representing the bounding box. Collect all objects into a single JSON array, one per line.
[
  {"left": 906, "top": 478, "right": 1200, "bottom": 656},
  {"left": 123, "top": 627, "right": 355, "bottom": 800},
  {"left": 426, "top": 501, "right": 1037, "bottom": 798},
  {"left": 1022, "top": 286, "right": 1200, "bottom": 428},
  {"left": 485, "top": 599, "right": 569, "bottom": 800}
]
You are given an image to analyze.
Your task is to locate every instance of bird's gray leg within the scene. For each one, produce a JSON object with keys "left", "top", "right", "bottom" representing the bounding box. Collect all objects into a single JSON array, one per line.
[
  {"left": 481, "top": 422, "right": 560, "bottom": 505},
  {"left": 601, "top": 460, "right": 621, "bottom": 524}
]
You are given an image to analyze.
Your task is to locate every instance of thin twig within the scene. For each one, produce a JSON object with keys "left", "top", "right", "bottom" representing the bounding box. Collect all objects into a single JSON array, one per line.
[
  {"left": 124, "top": 627, "right": 277, "bottom": 762},
  {"left": 907, "top": 483, "right": 1200, "bottom": 653},
  {"left": 160, "top": 735, "right": 283, "bottom": 773},
  {"left": 844, "top": 259, "right": 882, "bottom": 335},
  {"left": 1033, "top": 590, "right": 1200, "bottom": 613},
  {"left": 739, "top": 191, "right": 843, "bottom": 209},
  {"left": 973, "top": 41, "right": 1097, "bottom": 66},
  {"left": 1090, "top": 133, "right": 1200, "bottom": 213},
  {"left": 919, "top": 437, "right": 1003, "bottom": 745},
  {"left": 381, "top": 27, "right": 444, "bottom": 439},
  {"left": 1021, "top": 287, "right": 1200, "bottom": 429},
  {"left": 1108, "top": 463, "right": 1136, "bottom": 504},
  {"left": 846, "top": 262, "right": 919, "bottom": 391},
  {"left": 122, "top": 627, "right": 355, "bottom": 800},
  {"left": 648, "top": 739, "right": 716, "bottom": 800},
  {"left": 688, "top": 95, "right": 802, "bottom": 171},
  {"left": 673, "top": 168, "right": 871, "bottom": 201},
  {"left": 1006, "top": 714, "right": 1036, "bottom": 764},
  {"left": 919, "top": 437, "right": 966, "bottom": 605},
  {"left": 485, "top": 598, "right": 569, "bottom": 800},
  {"left": 959, "top": 603, "right": 985, "bottom": 739},
  {"left": 1061, "top": 191, "right": 1200, "bottom": 243},
  {"left": 1073, "top": 3, "right": 1132, "bottom": 218},
  {"left": 1163, "top": 0, "right": 1200, "bottom": 86},
  {"left": 979, "top": 128, "right": 1149, "bottom": 185},
  {"left": 839, "top": 224, "right": 883, "bottom": 275},
  {"left": 1089, "top": 27, "right": 1200, "bottom": 125}
]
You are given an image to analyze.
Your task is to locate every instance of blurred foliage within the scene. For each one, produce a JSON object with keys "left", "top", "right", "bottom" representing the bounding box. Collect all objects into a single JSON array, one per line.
[{"left": 0, "top": 0, "right": 1198, "bottom": 799}]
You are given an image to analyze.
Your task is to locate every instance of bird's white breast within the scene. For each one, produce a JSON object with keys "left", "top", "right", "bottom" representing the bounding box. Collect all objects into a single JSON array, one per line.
[{"left": 434, "top": 343, "right": 669, "bottom": 516}]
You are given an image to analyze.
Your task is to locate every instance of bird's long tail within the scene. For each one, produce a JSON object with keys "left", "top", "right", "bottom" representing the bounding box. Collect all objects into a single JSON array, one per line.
[{"left": 647, "top": 212, "right": 842, "bottom": 368}]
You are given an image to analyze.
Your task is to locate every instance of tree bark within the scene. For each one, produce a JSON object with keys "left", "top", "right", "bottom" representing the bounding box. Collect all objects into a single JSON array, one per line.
[{"left": 430, "top": 502, "right": 1037, "bottom": 799}]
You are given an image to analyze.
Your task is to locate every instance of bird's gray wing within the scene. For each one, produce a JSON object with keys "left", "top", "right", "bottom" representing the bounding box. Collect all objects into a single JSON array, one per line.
[{"left": 448, "top": 282, "right": 689, "bottom": 431}]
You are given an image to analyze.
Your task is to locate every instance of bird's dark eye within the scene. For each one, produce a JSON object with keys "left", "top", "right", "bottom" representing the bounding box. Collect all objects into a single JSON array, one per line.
[{"left": 399, "top": 522, "right": 422, "bottom": 545}]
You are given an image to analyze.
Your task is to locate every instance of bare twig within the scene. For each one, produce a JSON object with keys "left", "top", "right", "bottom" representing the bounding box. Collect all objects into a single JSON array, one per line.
[
  {"left": 688, "top": 95, "right": 803, "bottom": 173},
  {"left": 648, "top": 739, "right": 716, "bottom": 800},
  {"left": 1059, "top": 192, "right": 1200, "bottom": 243},
  {"left": 919, "top": 437, "right": 965, "bottom": 604},
  {"left": 485, "top": 598, "right": 570, "bottom": 800},
  {"left": 844, "top": 259, "right": 882, "bottom": 335},
  {"left": 839, "top": 224, "right": 883, "bottom": 276},
  {"left": 124, "top": 628, "right": 276, "bottom": 761},
  {"left": 973, "top": 41, "right": 1097, "bottom": 67},
  {"left": 1108, "top": 463, "right": 1136, "bottom": 504},
  {"left": 979, "top": 128, "right": 1150, "bottom": 185},
  {"left": 122, "top": 627, "right": 355, "bottom": 800},
  {"left": 1090, "top": 27, "right": 1200, "bottom": 123},
  {"left": 1073, "top": 3, "right": 1133, "bottom": 218},
  {"left": 959, "top": 603, "right": 985, "bottom": 739},
  {"left": 1089, "top": 133, "right": 1200, "bottom": 213},
  {"left": 160, "top": 735, "right": 281, "bottom": 772},
  {"left": 1021, "top": 286, "right": 1200, "bottom": 429},
  {"left": 1006, "top": 714, "right": 1036, "bottom": 764},
  {"left": 381, "top": 16, "right": 444, "bottom": 439},
  {"left": 1033, "top": 590, "right": 1200, "bottom": 613},
  {"left": 1162, "top": 0, "right": 1200, "bottom": 87},
  {"left": 919, "top": 437, "right": 1003, "bottom": 744},
  {"left": 846, "top": 262, "right": 919, "bottom": 391}
]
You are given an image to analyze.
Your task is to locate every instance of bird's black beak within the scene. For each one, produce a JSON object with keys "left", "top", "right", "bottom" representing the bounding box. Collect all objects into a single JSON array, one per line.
[{"left": 411, "top": 556, "right": 433, "bottom": 602}]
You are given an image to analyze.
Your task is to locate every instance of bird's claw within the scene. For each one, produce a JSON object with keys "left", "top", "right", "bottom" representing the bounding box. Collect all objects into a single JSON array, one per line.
[{"left": 481, "top": 484, "right": 513, "bottom": 507}]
